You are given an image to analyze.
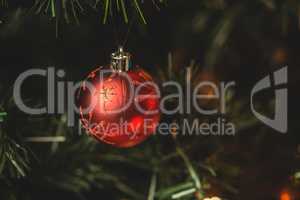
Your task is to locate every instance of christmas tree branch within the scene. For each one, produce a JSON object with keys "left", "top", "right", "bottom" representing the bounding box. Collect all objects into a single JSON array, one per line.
[{"left": 147, "top": 171, "right": 157, "bottom": 200}]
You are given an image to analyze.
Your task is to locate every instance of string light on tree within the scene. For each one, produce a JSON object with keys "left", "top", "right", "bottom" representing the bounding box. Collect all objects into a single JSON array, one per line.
[
  {"left": 280, "top": 191, "right": 292, "bottom": 200},
  {"left": 77, "top": 47, "right": 160, "bottom": 148},
  {"left": 203, "top": 197, "right": 222, "bottom": 200}
]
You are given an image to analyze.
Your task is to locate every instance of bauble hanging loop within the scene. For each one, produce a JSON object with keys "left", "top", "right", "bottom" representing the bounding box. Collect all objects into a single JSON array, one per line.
[{"left": 111, "top": 46, "right": 131, "bottom": 72}]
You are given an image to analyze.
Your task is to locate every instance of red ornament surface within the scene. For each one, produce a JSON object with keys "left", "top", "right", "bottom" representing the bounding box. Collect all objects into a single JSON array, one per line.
[{"left": 77, "top": 67, "right": 160, "bottom": 148}]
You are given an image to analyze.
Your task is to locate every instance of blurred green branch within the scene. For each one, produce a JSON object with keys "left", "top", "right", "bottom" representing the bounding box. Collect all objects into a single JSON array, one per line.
[
  {"left": 1, "top": 0, "right": 163, "bottom": 25},
  {"left": 0, "top": 112, "right": 7, "bottom": 122}
]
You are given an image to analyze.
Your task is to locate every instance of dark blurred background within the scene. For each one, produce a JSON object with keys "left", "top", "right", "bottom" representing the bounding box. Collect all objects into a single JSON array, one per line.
[{"left": 0, "top": 1, "right": 300, "bottom": 200}]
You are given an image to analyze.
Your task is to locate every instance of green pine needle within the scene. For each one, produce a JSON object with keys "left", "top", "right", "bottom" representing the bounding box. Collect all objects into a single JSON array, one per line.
[
  {"left": 156, "top": 182, "right": 194, "bottom": 200},
  {"left": 133, "top": 0, "right": 147, "bottom": 24},
  {"left": 0, "top": 112, "right": 7, "bottom": 122},
  {"left": 147, "top": 172, "right": 157, "bottom": 200},
  {"left": 120, "top": 0, "right": 128, "bottom": 23},
  {"left": 116, "top": 0, "right": 120, "bottom": 11},
  {"left": 103, "top": 0, "right": 110, "bottom": 24},
  {"left": 5, "top": 152, "right": 26, "bottom": 177},
  {"left": 176, "top": 147, "right": 202, "bottom": 190},
  {"left": 51, "top": 0, "right": 56, "bottom": 17}
]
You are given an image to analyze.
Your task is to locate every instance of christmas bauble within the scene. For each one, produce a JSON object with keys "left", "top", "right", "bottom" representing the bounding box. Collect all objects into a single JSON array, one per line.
[{"left": 77, "top": 48, "right": 160, "bottom": 148}]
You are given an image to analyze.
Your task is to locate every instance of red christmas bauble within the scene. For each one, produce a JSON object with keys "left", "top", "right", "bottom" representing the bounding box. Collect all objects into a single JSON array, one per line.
[{"left": 77, "top": 53, "right": 160, "bottom": 147}]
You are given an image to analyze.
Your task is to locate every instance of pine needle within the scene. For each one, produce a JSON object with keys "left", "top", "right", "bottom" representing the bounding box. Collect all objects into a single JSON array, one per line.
[
  {"left": 5, "top": 152, "right": 26, "bottom": 177},
  {"left": 116, "top": 0, "right": 120, "bottom": 11},
  {"left": 120, "top": 0, "right": 128, "bottom": 23},
  {"left": 74, "top": 0, "right": 84, "bottom": 12},
  {"left": 103, "top": 0, "right": 110, "bottom": 24},
  {"left": 156, "top": 182, "right": 194, "bottom": 199},
  {"left": 147, "top": 172, "right": 157, "bottom": 200},
  {"left": 171, "top": 187, "right": 196, "bottom": 199},
  {"left": 51, "top": 0, "right": 56, "bottom": 17},
  {"left": 176, "top": 147, "right": 202, "bottom": 190},
  {"left": 0, "top": 112, "right": 7, "bottom": 122},
  {"left": 71, "top": 0, "right": 80, "bottom": 25},
  {"left": 24, "top": 136, "right": 66, "bottom": 143},
  {"left": 62, "top": 0, "right": 70, "bottom": 23},
  {"left": 133, "top": 0, "right": 147, "bottom": 24}
]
